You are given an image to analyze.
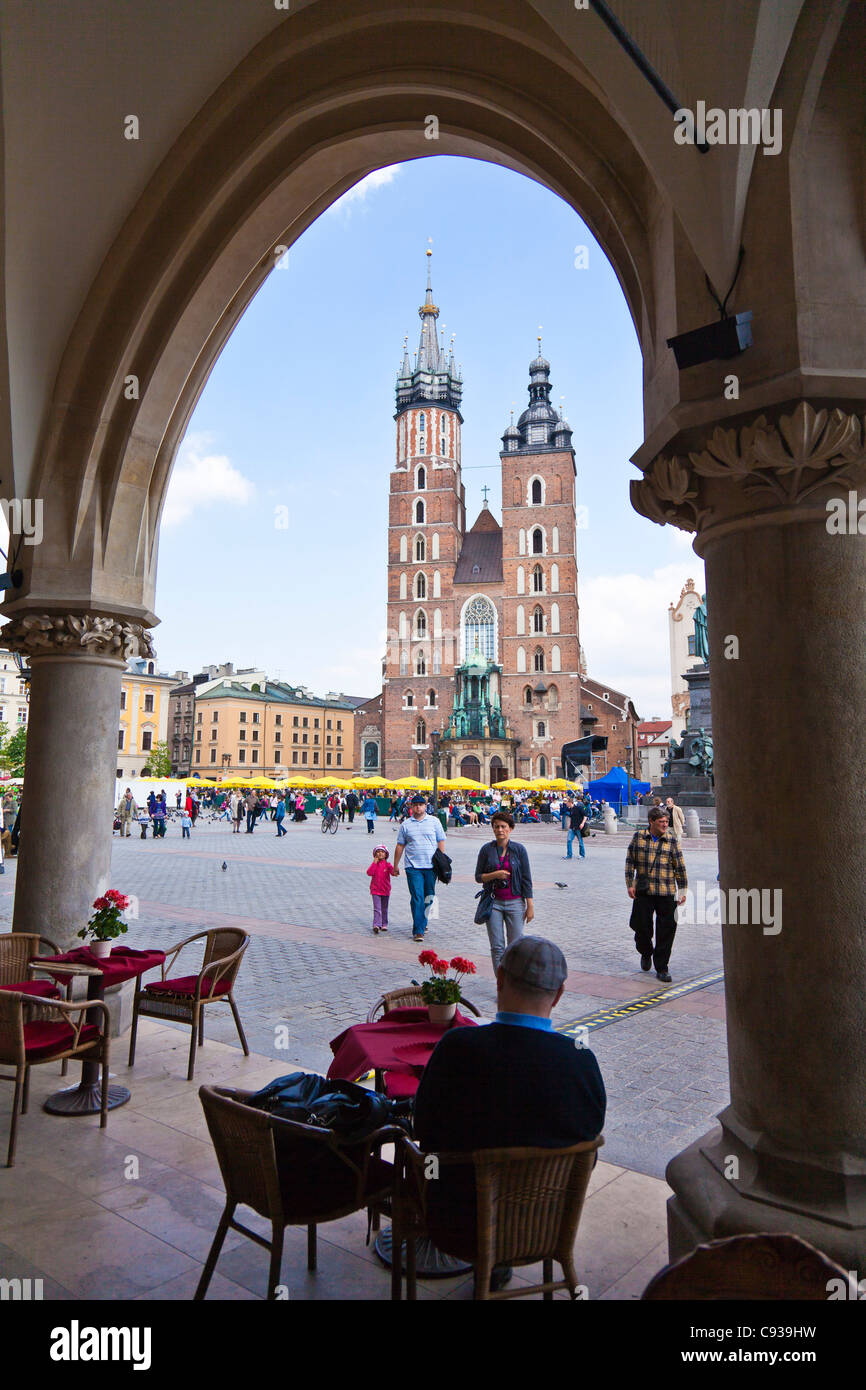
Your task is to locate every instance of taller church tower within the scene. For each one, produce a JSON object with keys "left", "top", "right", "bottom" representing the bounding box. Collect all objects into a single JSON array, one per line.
[{"left": 382, "top": 252, "right": 465, "bottom": 777}]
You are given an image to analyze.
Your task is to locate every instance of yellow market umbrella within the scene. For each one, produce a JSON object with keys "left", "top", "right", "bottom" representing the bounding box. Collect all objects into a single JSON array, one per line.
[
  {"left": 187, "top": 778, "right": 218, "bottom": 787},
  {"left": 449, "top": 776, "right": 489, "bottom": 790},
  {"left": 390, "top": 776, "right": 425, "bottom": 789},
  {"left": 496, "top": 778, "right": 533, "bottom": 790}
]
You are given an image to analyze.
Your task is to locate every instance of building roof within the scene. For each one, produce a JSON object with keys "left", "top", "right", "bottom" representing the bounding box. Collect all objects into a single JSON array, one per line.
[
  {"left": 638, "top": 720, "right": 672, "bottom": 734},
  {"left": 454, "top": 505, "right": 503, "bottom": 584},
  {"left": 194, "top": 679, "right": 358, "bottom": 711}
]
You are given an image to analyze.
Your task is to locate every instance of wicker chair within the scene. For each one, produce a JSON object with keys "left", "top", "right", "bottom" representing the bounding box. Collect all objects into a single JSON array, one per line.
[
  {"left": 391, "top": 1135, "right": 603, "bottom": 1300},
  {"left": 366, "top": 987, "right": 481, "bottom": 1022},
  {"left": 196, "top": 1085, "right": 404, "bottom": 1300},
  {"left": 641, "top": 1233, "right": 849, "bottom": 1300},
  {"left": 127, "top": 928, "right": 250, "bottom": 1081},
  {"left": 0, "top": 932, "right": 66, "bottom": 999},
  {"left": 0, "top": 989, "right": 111, "bottom": 1166}
]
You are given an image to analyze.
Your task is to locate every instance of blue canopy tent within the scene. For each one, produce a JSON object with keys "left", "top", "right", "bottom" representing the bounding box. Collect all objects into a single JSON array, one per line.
[{"left": 585, "top": 767, "right": 650, "bottom": 814}]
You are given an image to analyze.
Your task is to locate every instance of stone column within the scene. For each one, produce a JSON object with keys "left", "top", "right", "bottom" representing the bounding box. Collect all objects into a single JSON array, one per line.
[
  {"left": 632, "top": 401, "right": 866, "bottom": 1267},
  {"left": 5, "top": 614, "right": 154, "bottom": 951}
]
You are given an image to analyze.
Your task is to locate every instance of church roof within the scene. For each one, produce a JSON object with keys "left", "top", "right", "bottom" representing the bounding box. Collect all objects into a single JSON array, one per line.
[{"left": 454, "top": 505, "right": 503, "bottom": 584}]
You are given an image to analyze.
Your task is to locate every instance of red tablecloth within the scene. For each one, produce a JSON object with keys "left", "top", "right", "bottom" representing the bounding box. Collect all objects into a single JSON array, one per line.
[
  {"left": 37, "top": 945, "right": 165, "bottom": 990},
  {"left": 327, "top": 1006, "right": 477, "bottom": 1083}
]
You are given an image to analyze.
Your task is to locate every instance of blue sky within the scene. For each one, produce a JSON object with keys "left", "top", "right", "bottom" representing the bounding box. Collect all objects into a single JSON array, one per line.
[{"left": 156, "top": 156, "right": 704, "bottom": 717}]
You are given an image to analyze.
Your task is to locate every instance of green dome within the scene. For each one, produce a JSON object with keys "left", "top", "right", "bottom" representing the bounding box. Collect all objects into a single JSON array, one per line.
[{"left": 462, "top": 649, "right": 491, "bottom": 671}]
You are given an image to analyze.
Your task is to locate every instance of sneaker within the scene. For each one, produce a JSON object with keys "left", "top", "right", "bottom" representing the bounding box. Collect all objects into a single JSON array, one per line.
[
  {"left": 372, "top": 927, "right": 380, "bottom": 934},
  {"left": 656, "top": 969, "right": 672, "bottom": 983},
  {"left": 412, "top": 933, "right": 424, "bottom": 942},
  {"left": 640, "top": 953, "right": 652, "bottom": 971},
  {"left": 379, "top": 926, "right": 388, "bottom": 932},
  {"left": 562, "top": 855, "right": 573, "bottom": 860}
]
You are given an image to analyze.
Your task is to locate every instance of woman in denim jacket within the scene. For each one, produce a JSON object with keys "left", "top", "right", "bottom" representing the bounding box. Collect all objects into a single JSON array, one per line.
[{"left": 475, "top": 811, "right": 535, "bottom": 971}]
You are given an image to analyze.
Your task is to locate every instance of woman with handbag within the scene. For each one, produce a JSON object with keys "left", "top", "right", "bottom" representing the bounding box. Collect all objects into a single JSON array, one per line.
[{"left": 474, "top": 811, "right": 534, "bottom": 971}]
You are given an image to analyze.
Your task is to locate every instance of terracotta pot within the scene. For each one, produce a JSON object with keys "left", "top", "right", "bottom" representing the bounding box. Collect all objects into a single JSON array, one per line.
[
  {"left": 427, "top": 1002, "right": 457, "bottom": 1026},
  {"left": 90, "top": 939, "right": 112, "bottom": 959}
]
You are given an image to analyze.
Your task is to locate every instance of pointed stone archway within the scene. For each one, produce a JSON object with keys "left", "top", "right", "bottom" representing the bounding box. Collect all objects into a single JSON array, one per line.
[{"left": 3, "top": 0, "right": 866, "bottom": 1267}]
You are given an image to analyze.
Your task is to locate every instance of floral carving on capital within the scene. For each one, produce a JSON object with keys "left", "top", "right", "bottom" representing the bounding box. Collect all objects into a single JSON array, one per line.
[
  {"left": 2, "top": 613, "right": 155, "bottom": 661},
  {"left": 631, "top": 402, "right": 866, "bottom": 533}
]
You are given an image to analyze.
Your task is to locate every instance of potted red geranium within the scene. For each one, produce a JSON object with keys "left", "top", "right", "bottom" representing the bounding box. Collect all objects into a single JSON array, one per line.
[
  {"left": 418, "top": 951, "right": 477, "bottom": 1025},
  {"left": 77, "top": 889, "right": 131, "bottom": 959}
]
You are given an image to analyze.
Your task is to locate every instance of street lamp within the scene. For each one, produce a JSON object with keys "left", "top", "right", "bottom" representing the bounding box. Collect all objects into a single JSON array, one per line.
[{"left": 430, "top": 729, "right": 441, "bottom": 821}]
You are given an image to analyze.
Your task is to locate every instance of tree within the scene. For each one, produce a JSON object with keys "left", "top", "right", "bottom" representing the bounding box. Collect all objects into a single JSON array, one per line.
[
  {"left": 0, "top": 725, "right": 26, "bottom": 777},
  {"left": 141, "top": 740, "right": 171, "bottom": 777}
]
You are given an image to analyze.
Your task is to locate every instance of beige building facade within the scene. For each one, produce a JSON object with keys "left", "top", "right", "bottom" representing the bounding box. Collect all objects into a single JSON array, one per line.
[
  {"left": 668, "top": 579, "right": 703, "bottom": 725},
  {"left": 193, "top": 681, "right": 358, "bottom": 778},
  {"left": 117, "top": 658, "right": 176, "bottom": 779}
]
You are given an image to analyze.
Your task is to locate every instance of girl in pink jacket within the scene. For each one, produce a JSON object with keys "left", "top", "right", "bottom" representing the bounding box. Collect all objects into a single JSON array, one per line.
[{"left": 367, "top": 844, "right": 397, "bottom": 934}]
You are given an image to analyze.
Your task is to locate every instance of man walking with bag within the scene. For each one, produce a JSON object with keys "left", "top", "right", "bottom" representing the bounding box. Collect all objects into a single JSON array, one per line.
[
  {"left": 625, "top": 806, "right": 687, "bottom": 983},
  {"left": 393, "top": 793, "right": 446, "bottom": 941},
  {"left": 562, "top": 793, "right": 587, "bottom": 860}
]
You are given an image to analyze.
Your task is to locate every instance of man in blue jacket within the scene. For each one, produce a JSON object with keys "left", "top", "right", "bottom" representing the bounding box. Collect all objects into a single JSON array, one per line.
[{"left": 414, "top": 936, "right": 606, "bottom": 1290}]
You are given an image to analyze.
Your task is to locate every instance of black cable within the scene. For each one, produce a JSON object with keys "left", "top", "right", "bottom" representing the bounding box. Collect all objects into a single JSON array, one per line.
[{"left": 704, "top": 245, "right": 746, "bottom": 319}]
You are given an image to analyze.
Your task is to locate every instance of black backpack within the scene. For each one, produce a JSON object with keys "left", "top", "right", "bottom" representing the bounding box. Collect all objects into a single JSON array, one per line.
[{"left": 245, "top": 1072, "right": 411, "bottom": 1143}]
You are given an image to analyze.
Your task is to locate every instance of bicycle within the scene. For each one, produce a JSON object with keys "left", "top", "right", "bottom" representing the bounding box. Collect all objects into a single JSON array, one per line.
[{"left": 321, "top": 809, "right": 339, "bottom": 834}]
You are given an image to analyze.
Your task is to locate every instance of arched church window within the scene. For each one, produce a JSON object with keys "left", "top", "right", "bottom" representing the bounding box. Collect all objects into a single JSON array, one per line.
[
  {"left": 416, "top": 719, "right": 427, "bottom": 745},
  {"left": 415, "top": 534, "right": 426, "bottom": 562},
  {"left": 417, "top": 466, "right": 426, "bottom": 490},
  {"left": 537, "top": 721, "right": 546, "bottom": 738},
  {"left": 532, "top": 565, "right": 543, "bottom": 593},
  {"left": 531, "top": 478, "right": 543, "bottom": 504},
  {"left": 414, "top": 650, "right": 427, "bottom": 676},
  {"left": 523, "top": 686, "right": 533, "bottom": 705},
  {"left": 533, "top": 606, "right": 544, "bottom": 633},
  {"left": 415, "top": 499, "right": 425, "bottom": 524},
  {"left": 415, "top": 572, "right": 426, "bottom": 599},
  {"left": 534, "top": 647, "right": 545, "bottom": 672},
  {"left": 538, "top": 756, "right": 547, "bottom": 776},
  {"left": 532, "top": 528, "right": 543, "bottom": 555},
  {"left": 462, "top": 595, "right": 496, "bottom": 661},
  {"left": 404, "top": 691, "right": 414, "bottom": 708},
  {"left": 415, "top": 609, "right": 427, "bottom": 637},
  {"left": 428, "top": 689, "right": 437, "bottom": 707}
]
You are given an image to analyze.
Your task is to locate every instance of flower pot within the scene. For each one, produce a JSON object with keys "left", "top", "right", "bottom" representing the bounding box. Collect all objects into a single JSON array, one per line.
[
  {"left": 90, "top": 939, "right": 112, "bottom": 959},
  {"left": 427, "top": 1002, "right": 457, "bottom": 1026}
]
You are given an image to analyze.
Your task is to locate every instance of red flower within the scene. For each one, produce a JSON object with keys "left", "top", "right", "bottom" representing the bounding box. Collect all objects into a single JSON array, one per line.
[
  {"left": 432, "top": 959, "right": 449, "bottom": 976},
  {"left": 92, "top": 896, "right": 108, "bottom": 911},
  {"left": 450, "top": 956, "right": 477, "bottom": 974},
  {"left": 418, "top": 950, "right": 438, "bottom": 967}
]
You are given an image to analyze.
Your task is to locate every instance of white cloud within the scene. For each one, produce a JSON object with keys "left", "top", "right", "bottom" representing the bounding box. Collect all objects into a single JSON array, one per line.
[
  {"left": 163, "top": 434, "right": 254, "bottom": 527},
  {"left": 326, "top": 166, "right": 401, "bottom": 215},
  {"left": 579, "top": 561, "right": 706, "bottom": 719}
]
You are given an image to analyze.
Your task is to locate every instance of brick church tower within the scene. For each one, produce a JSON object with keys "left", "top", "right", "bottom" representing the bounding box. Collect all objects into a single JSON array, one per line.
[
  {"left": 498, "top": 344, "right": 581, "bottom": 778},
  {"left": 381, "top": 251, "right": 465, "bottom": 778}
]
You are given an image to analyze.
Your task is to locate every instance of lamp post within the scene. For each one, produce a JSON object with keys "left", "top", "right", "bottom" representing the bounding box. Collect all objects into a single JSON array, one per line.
[{"left": 430, "top": 729, "right": 441, "bottom": 825}]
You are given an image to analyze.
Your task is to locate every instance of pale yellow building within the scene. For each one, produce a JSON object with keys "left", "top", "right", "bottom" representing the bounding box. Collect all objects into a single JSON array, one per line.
[
  {"left": 117, "top": 658, "right": 177, "bottom": 778},
  {"left": 193, "top": 680, "right": 361, "bottom": 778}
]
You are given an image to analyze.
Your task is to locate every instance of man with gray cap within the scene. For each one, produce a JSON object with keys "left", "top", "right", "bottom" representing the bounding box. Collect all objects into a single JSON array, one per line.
[{"left": 414, "top": 936, "right": 606, "bottom": 1286}]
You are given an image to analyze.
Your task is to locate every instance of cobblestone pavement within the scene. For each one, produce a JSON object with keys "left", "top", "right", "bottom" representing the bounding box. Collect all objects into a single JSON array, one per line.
[{"left": 0, "top": 815, "right": 726, "bottom": 1181}]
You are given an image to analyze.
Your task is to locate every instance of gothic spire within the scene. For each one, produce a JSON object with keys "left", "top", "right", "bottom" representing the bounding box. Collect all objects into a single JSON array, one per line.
[{"left": 395, "top": 248, "right": 463, "bottom": 417}]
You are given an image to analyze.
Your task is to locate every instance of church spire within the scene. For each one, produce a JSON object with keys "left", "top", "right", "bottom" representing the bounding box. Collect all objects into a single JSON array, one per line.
[
  {"left": 416, "top": 248, "right": 441, "bottom": 373},
  {"left": 395, "top": 248, "right": 463, "bottom": 417}
]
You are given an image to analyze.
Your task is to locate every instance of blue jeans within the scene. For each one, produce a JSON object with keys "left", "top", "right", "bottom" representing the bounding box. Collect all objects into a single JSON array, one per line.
[
  {"left": 566, "top": 826, "right": 585, "bottom": 858},
  {"left": 487, "top": 897, "right": 525, "bottom": 971},
  {"left": 276, "top": 819, "right": 287, "bottom": 836},
  {"left": 405, "top": 866, "right": 436, "bottom": 937}
]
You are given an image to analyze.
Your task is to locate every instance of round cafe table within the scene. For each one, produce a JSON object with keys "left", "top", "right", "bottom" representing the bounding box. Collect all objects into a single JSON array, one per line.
[
  {"left": 32, "top": 946, "right": 165, "bottom": 1115},
  {"left": 328, "top": 1006, "right": 478, "bottom": 1277}
]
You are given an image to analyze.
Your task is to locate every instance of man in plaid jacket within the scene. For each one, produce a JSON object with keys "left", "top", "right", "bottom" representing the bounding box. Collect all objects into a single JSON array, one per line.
[{"left": 625, "top": 805, "right": 688, "bottom": 983}]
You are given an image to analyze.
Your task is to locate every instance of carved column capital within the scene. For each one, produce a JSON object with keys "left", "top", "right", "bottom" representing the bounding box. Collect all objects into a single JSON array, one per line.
[
  {"left": 2, "top": 612, "right": 155, "bottom": 662},
  {"left": 631, "top": 402, "right": 866, "bottom": 536}
]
